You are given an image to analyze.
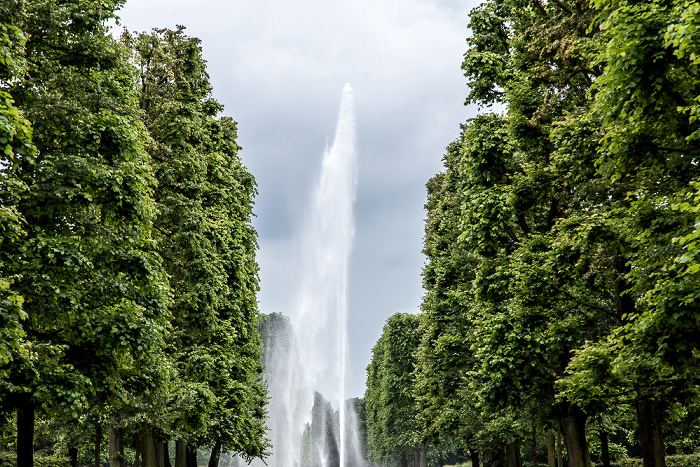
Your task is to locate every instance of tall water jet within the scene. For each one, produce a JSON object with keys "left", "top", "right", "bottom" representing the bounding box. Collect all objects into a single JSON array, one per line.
[
  {"left": 241, "top": 84, "right": 362, "bottom": 467},
  {"left": 294, "top": 82, "right": 358, "bottom": 467}
]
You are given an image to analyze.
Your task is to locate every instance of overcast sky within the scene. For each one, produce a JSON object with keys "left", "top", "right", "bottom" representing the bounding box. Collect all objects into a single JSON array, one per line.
[{"left": 115, "top": 0, "right": 482, "bottom": 399}]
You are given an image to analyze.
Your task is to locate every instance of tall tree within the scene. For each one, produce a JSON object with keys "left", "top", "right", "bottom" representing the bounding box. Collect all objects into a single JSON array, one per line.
[
  {"left": 123, "top": 27, "right": 268, "bottom": 463},
  {"left": 0, "top": 1, "right": 171, "bottom": 466},
  {"left": 417, "top": 2, "right": 619, "bottom": 467},
  {"left": 0, "top": 17, "right": 33, "bottom": 423},
  {"left": 0, "top": 15, "right": 32, "bottom": 358},
  {"left": 558, "top": 1, "right": 700, "bottom": 466},
  {"left": 365, "top": 313, "right": 421, "bottom": 467}
]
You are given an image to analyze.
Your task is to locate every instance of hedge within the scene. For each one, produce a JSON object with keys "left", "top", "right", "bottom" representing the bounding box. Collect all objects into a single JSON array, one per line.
[
  {"left": 612, "top": 454, "right": 700, "bottom": 467},
  {"left": 0, "top": 452, "right": 70, "bottom": 467}
]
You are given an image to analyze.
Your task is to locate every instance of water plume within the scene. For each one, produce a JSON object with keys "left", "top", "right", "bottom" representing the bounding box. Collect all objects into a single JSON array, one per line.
[{"left": 240, "top": 84, "right": 364, "bottom": 467}]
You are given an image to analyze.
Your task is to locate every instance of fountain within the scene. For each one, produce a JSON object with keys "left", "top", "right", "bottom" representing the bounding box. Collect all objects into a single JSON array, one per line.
[{"left": 237, "top": 84, "right": 364, "bottom": 467}]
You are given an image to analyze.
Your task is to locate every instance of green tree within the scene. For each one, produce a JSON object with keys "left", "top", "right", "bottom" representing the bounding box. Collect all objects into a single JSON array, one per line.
[
  {"left": 557, "top": 1, "right": 700, "bottom": 466},
  {"left": 365, "top": 313, "right": 422, "bottom": 467},
  {"left": 414, "top": 139, "right": 490, "bottom": 466},
  {"left": 0, "top": 18, "right": 33, "bottom": 421},
  {"left": 123, "top": 26, "right": 268, "bottom": 464},
  {"left": 0, "top": 1, "right": 171, "bottom": 466},
  {"left": 417, "top": 2, "right": 622, "bottom": 467}
]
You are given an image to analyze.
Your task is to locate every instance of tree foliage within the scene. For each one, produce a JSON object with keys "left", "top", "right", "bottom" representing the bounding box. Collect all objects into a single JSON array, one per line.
[
  {"left": 0, "top": 3, "right": 268, "bottom": 466},
  {"left": 365, "top": 313, "right": 422, "bottom": 466},
  {"left": 405, "top": 1, "right": 700, "bottom": 467},
  {"left": 123, "top": 26, "right": 267, "bottom": 461}
]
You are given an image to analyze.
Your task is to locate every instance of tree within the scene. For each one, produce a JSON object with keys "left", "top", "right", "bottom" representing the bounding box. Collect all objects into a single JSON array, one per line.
[
  {"left": 0, "top": 1, "right": 171, "bottom": 466},
  {"left": 0, "top": 17, "right": 33, "bottom": 431},
  {"left": 365, "top": 313, "right": 422, "bottom": 467},
  {"left": 557, "top": 1, "right": 700, "bottom": 466},
  {"left": 416, "top": 2, "right": 624, "bottom": 467},
  {"left": 414, "top": 139, "right": 491, "bottom": 466},
  {"left": 0, "top": 15, "right": 32, "bottom": 368},
  {"left": 123, "top": 26, "right": 268, "bottom": 464},
  {"left": 415, "top": 1, "right": 700, "bottom": 467}
]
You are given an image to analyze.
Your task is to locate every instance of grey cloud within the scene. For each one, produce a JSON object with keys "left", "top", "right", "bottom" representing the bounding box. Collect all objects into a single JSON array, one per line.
[{"left": 116, "top": 0, "right": 483, "bottom": 399}]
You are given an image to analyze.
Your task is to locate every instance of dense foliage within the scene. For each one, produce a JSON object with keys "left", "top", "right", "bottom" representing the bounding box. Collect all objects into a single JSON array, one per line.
[
  {"left": 0, "top": 2, "right": 267, "bottom": 467},
  {"left": 365, "top": 313, "right": 423, "bottom": 466},
  {"left": 365, "top": 1, "right": 700, "bottom": 467}
]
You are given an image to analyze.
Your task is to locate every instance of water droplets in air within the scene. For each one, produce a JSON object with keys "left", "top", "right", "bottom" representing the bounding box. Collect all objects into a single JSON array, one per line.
[{"left": 237, "top": 84, "right": 364, "bottom": 467}]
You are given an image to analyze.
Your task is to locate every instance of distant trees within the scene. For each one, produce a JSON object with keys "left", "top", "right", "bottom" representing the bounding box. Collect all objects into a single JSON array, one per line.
[
  {"left": 365, "top": 1, "right": 700, "bottom": 467},
  {"left": 365, "top": 313, "right": 425, "bottom": 467},
  {"left": 0, "top": 1, "right": 267, "bottom": 466}
]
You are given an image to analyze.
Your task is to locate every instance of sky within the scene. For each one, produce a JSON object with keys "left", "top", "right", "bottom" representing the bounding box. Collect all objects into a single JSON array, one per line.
[{"left": 114, "top": 0, "right": 483, "bottom": 399}]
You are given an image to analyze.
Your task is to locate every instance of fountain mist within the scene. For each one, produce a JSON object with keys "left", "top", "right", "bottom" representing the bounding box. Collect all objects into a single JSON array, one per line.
[
  {"left": 241, "top": 84, "right": 363, "bottom": 467},
  {"left": 295, "top": 82, "right": 357, "bottom": 467}
]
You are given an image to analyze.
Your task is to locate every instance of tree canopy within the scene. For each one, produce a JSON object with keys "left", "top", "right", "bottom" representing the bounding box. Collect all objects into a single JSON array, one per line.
[
  {"left": 0, "top": 3, "right": 268, "bottom": 467},
  {"left": 378, "top": 1, "right": 700, "bottom": 467}
]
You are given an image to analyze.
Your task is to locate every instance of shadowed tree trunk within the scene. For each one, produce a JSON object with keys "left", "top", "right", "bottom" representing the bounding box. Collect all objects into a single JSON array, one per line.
[
  {"left": 636, "top": 399, "right": 666, "bottom": 467},
  {"left": 556, "top": 427, "right": 563, "bottom": 467},
  {"left": 600, "top": 429, "right": 610, "bottom": 467},
  {"left": 419, "top": 441, "right": 427, "bottom": 467},
  {"left": 175, "top": 440, "right": 186, "bottom": 467},
  {"left": 142, "top": 430, "right": 156, "bottom": 467},
  {"left": 532, "top": 427, "right": 538, "bottom": 467},
  {"left": 95, "top": 422, "right": 103, "bottom": 467},
  {"left": 68, "top": 447, "right": 78, "bottom": 467},
  {"left": 186, "top": 445, "right": 197, "bottom": 467},
  {"left": 109, "top": 426, "right": 124, "bottom": 467},
  {"left": 207, "top": 440, "right": 221, "bottom": 467},
  {"left": 156, "top": 441, "right": 166, "bottom": 467},
  {"left": 17, "top": 397, "right": 35, "bottom": 467},
  {"left": 507, "top": 442, "right": 522, "bottom": 467},
  {"left": 558, "top": 402, "right": 592, "bottom": 467},
  {"left": 547, "top": 429, "right": 555, "bottom": 467},
  {"left": 469, "top": 448, "right": 480, "bottom": 467}
]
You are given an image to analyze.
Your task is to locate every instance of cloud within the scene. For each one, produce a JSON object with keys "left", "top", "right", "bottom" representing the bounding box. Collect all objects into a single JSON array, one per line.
[{"left": 115, "top": 0, "right": 482, "bottom": 399}]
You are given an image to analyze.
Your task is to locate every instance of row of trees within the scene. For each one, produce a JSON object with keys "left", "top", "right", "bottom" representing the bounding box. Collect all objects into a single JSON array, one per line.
[
  {"left": 0, "top": 2, "right": 267, "bottom": 467},
  {"left": 366, "top": 0, "right": 700, "bottom": 466}
]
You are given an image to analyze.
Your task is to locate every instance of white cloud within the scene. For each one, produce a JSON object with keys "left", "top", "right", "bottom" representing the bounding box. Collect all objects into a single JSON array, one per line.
[{"left": 116, "top": 0, "right": 482, "bottom": 399}]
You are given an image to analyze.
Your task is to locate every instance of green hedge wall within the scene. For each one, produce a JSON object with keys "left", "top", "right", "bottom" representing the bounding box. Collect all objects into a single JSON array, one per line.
[
  {"left": 0, "top": 452, "right": 70, "bottom": 467},
  {"left": 611, "top": 454, "right": 700, "bottom": 467}
]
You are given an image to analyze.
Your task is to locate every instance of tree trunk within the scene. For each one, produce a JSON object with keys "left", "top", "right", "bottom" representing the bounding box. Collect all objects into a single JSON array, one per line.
[
  {"left": 600, "top": 429, "right": 610, "bottom": 467},
  {"left": 469, "top": 448, "right": 481, "bottom": 467},
  {"left": 484, "top": 445, "right": 506, "bottom": 467},
  {"left": 142, "top": 430, "right": 157, "bottom": 467},
  {"left": 164, "top": 442, "right": 172, "bottom": 467},
  {"left": 400, "top": 453, "right": 408, "bottom": 467},
  {"left": 419, "top": 441, "right": 427, "bottom": 467},
  {"left": 547, "top": 430, "right": 555, "bottom": 467},
  {"left": 636, "top": 399, "right": 666, "bottom": 467},
  {"left": 186, "top": 445, "right": 197, "bottom": 467},
  {"left": 109, "top": 426, "right": 124, "bottom": 467},
  {"left": 507, "top": 442, "right": 522, "bottom": 467},
  {"left": 558, "top": 402, "right": 592, "bottom": 467},
  {"left": 413, "top": 450, "right": 419, "bottom": 467},
  {"left": 556, "top": 428, "right": 563, "bottom": 467},
  {"left": 156, "top": 442, "right": 165, "bottom": 467},
  {"left": 532, "top": 426, "right": 538, "bottom": 467},
  {"left": 175, "top": 440, "right": 186, "bottom": 467},
  {"left": 68, "top": 448, "right": 78, "bottom": 467},
  {"left": 207, "top": 441, "right": 222, "bottom": 467},
  {"left": 17, "top": 398, "right": 35, "bottom": 467},
  {"left": 96, "top": 422, "right": 103, "bottom": 467},
  {"left": 135, "top": 448, "right": 141, "bottom": 467}
]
